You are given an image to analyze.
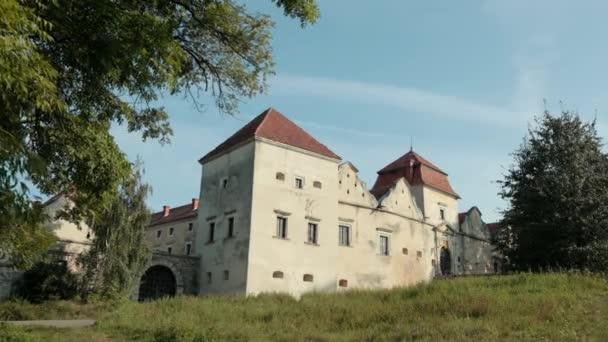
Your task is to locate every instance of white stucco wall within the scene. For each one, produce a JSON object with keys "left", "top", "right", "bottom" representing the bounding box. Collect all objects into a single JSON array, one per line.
[
  {"left": 247, "top": 139, "right": 340, "bottom": 296},
  {"left": 148, "top": 217, "right": 198, "bottom": 256},
  {"left": 197, "top": 141, "right": 256, "bottom": 296}
]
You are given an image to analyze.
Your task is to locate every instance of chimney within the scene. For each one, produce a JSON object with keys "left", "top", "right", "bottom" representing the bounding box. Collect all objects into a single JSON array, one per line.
[
  {"left": 163, "top": 205, "right": 171, "bottom": 217},
  {"left": 192, "top": 198, "right": 199, "bottom": 210}
]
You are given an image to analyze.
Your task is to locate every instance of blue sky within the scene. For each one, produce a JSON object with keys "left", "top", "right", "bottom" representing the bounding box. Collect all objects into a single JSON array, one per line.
[{"left": 113, "top": 0, "right": 608, "bottom": 222}]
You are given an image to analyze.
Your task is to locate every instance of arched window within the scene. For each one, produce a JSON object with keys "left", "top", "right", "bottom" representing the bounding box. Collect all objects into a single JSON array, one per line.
[
  {"left": 339, "top": 279, "right": 348, "bottom": 288},
  {"left": 272, "top": 271, "right": 284, "bottom": 279},
  {"left": 313, "top": 181, "right": 322, "bottom": 189},
  {"left": 276, "top": 172, "right": 285, "bottom": 181},
  {"left": 303, "top": 274, "right": 314, "bottom": 282}
]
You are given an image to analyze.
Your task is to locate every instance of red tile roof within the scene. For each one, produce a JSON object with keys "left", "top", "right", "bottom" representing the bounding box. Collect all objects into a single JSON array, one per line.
[
  {"left": 199, "top": 108, "right": 341, "bottom": 163},
  {"left": 150, "top": 203, "right": 198, "bottom": 227},
  {"left": 371, "top": 150, "right": 459, "bottom": 199}
]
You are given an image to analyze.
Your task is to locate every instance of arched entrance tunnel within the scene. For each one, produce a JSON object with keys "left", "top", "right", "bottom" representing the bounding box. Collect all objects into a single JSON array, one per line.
[{"left": 138, "top": 265, "right": 177, "bottom": 301}]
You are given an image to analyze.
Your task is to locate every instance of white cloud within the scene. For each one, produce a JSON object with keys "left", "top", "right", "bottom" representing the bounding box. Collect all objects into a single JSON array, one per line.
[{"left": 272, "top": 74, "right": 530, "bottom": 126}]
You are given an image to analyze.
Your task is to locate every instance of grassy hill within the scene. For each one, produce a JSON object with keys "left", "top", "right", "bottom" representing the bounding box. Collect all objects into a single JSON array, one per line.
[{"left": 1, "top": 273, "right": 607, "bottom": 341}]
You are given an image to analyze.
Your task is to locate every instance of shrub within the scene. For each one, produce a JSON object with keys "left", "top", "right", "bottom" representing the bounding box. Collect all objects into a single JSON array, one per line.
[{"left": 16, "top": 258, "right": 79, "bottom": 303}]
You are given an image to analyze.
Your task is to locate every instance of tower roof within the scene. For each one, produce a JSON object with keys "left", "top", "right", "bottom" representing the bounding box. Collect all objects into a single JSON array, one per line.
[
  {"left": 371, "top": 150, "right": 459, "bottom": 199},
  {"left": 199, "top": 108, "right": 341, "bottom": 163}
]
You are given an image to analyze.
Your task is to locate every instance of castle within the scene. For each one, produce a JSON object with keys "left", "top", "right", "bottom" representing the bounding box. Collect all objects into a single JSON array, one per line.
[
  {"left": 0, "top": 108, "right": 499, "bottom": 300},
  {"left": 146, "top": 108, "right": 499, "bottom": 298}
]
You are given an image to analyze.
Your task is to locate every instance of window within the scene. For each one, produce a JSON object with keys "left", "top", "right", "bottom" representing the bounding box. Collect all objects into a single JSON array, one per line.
[
  {"left": 221, "top": 177, "right": 228, "bottom": 189},
  {"left": 169, "top": 227, "right": 174, "bottom": 236},
  {"left": 188, "top": 223, "right": 194, "bottom": 231},
  {"left": 208, "top": 222, "right": 215, "bottom": 243},
  {"left": 307, "top": 223, "right": 318, "bottom": 244},
  {"left": 417, "top": 251, "right": 423, "bottom": 258},
  {"left": 303, "top": 274, "right": 314, "bottom": 282},
  {"left": 276, "top": 172, "right": 285, "bottom": 181},
  {"left": 185, "top": 242, "right": 192, "bottom": 256},
  {"left": 224, "top": 270, "right": 229, "bottom": 281},
  {"left": 440, "top": 208, "right": 446, "bottom": 221},
  {"left": 313, "top": 181, "right": 322, "bottom": 189},
  {"left": 207, "top": 272, "right": 212, "bottom": 284},
  {"left": 339, "top": 225, "right": 351, "bottom": 246},
  {"left": 402, "top": 248, "right": 409, "bottom": 255},
  {"left": 295, "top": 177, "right": 304, "bottom": 189},
  {"left": 276, "top": 217, "right": 288, "bottom": 239},
  {"left": 339, "top": 279, "right": 348, "bottom": 288},
  {"left": 378, "top": 234, "right": 390, "bottom": 256},
  {"left": 273, "top": 271, "right": 284, "bottom": 279},
  {"left": 167, "top": 246, "right": 173, "bottom": 254},
  {"left": 156, "top": 230, "right": 162, "bottom": 239},
  {"left": 227, "top": 217, "right": 235, "bottom": 238}
]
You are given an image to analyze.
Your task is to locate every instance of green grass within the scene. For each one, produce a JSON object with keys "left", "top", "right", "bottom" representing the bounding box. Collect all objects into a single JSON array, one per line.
[{"left": 1, "top": 273, "right": 607, "bottom": 341}]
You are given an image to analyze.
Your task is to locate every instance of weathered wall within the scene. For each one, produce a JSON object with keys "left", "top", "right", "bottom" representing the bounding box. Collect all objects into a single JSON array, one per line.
[
  {"left": 458, "top": 208, "right": 495, "bottom": 274},
  {"left": 147, "top": 217, "right": 198, "bottom": 256},
  {"left": 197, "top": 141, "right": 256, "bottom": 296},
  {"left": 336, "top": 165, "right": 436, "bottom": 290},
  {"left": 246, "top": 139, "right": 340, "bottom": 296}
]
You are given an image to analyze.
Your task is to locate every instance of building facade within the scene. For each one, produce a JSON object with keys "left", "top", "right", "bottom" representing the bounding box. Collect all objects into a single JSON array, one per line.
[
  {"left": 194, "top": 108, "right": 498, "bottom": 297},
  {"left": 147, "top": 199, "right": 199, "bottom": 257}
]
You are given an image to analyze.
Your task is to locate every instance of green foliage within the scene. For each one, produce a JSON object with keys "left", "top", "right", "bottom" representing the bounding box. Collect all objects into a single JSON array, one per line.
[
  {"left": 16, "top": 258, "right": 79, "bottom": 304},
  {"left": 497, "top": 111, "right": 608, "bottom": 272},
  {"left": 80, "top": 164, "right": 152, "bottom": 300},
  {"left": 3, "top": 273, "right": 608, "bottom": 340},
  {"left": 0, "top": 0, "right": 318, "bottom": 268}
]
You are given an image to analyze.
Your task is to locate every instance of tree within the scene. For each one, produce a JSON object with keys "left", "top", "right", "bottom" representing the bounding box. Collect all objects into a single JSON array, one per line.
[
  {"left": 0, "top": 0, "right": 319, "bottom": 267},
  {"left": 80, "top": 164, "right": 152, "bottom": 299},
  {"left": 497, "top": 111, "right": 608, "bottom": 273}
]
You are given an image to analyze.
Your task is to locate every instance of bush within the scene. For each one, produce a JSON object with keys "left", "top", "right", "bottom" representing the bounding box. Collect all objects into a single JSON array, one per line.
[{"left": 16, "top": 258, "right": 79, "bottom": 303}]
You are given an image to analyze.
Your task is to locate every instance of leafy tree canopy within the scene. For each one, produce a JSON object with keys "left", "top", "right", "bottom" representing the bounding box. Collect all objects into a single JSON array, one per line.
[
  {"left": 497, "top": 111, "right": 608, "bottom": 273},
  {"left": 80, "top": 164, "right": 151, "bottom": 300},
  {"left": 0, "top": 0, "right": 319, "bottom": 267}
]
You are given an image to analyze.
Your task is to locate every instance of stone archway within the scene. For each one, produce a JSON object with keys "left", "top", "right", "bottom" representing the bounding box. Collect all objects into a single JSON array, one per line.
[
  {"left": 138, "top": 265, "right": 177, "bottom": 301},
  {"left": 440, "top": 247, "right": 452, "bottom": 276}
]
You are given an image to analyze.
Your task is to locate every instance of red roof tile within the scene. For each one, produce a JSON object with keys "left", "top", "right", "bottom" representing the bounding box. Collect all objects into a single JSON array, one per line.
[
  {"left": 150, "top": 202, "right": 198, "bottom": 227},
  {"left": 371, "top": 150, "right": 459, "bottom": 199},
  {"left": 199, "top": 108, "right": 341, "bottom": 163}
]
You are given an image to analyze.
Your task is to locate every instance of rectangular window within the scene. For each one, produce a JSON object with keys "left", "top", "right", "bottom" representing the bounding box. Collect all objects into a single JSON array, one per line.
[
  {"left": 295, "top": 177, "right": 304, "bottom": 189},
  {"left": 276, "top": 217, "right": 288, "bottom": 239},
  {"left": 307, "top": 223, "right": 318, "bottom": 244},
  {"left": 440, "top": 208, "right": 446, "bottom": 221},
  {"left": 208, "top": 222, "right": 215, "bottom": 243},
  {"left": 188, "top": 223, "right": 194, "bottom": 231},
  {"left": 221, "top": 177, "right": 228, "bottom": 189},
  {"left": 169, "top": 227, "right": 174, "bottom": 236},
  {"left": 379, "top": 234, "right": 390, "bottom": 256},
  {"left": 167, "top": 246, "right": 173, "bottom": 254},
  {"left": 185, "top": 242, "right": 192, "bottom": 256},
  {"left": 207, "top": 272, "right": 212, "bottom": 284},
  {"left": 224, "top": 270, "right": 229, "bottom": 281},
  {"left": 227, "top": 217, "right": 235, "bottom": 238},
  {"left": 156, "top": 230, "right": 162, "bottom": 239},
  {"left": 339, "top": 225, "right": 351, "bottom": 246}
]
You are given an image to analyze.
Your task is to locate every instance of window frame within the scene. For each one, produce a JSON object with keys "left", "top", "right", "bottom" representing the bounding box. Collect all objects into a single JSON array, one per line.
[
  {"left": 220, "top": 177, "right": 229, "bottom": 189},
  {"left": 440, "top": 208, "right": 446, "bottom": 221},
  {"left": 378, "top": 232, "right": 391, "bottom": 256},
  {"left": 208, "top": 221, "right": 216, "bottom": 243},
  {"left": 307, "top": 222, "right": 319, "bottom": 245},
  {"left": 167, "top": 245, "right": 173, "bottom": 255},
  {"left": 227, "top": 217, "right": 235, "bottom": 238},
  {"left": 338, "top": 224, "right": 351, "bottom": 247},
  {"left": 185, "top": 242, "right": 192, "bottom": 256},
  {"left": 276, "top": 216, "right": 288, "bottom": 239},
  {"left": 156, "top": 230, "right": 162, "bottom": 239},
  {"left": 188, "top": 222, "right": 194, "bottom": 232},
  {"left": 169, "top": 227, "right": 175, "bottom": 236},
  {"left": 294, "top": 176, "right": 305, "bottom": 189}
]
